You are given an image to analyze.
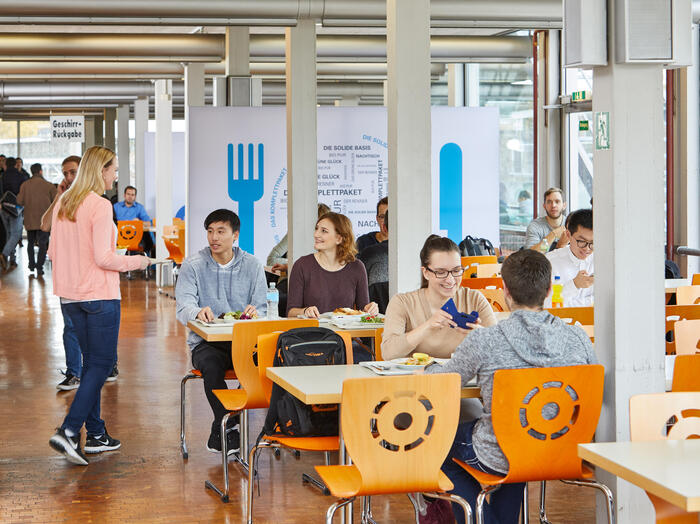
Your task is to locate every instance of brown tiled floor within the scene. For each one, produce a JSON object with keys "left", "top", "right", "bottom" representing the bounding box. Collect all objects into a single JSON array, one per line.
[{"left": 0, "top": 254, "right": 597, "bottom": 522}]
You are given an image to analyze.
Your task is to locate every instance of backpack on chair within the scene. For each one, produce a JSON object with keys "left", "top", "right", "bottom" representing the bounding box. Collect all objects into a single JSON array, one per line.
[
  {"left": 260, "top": 327, "right": 346, "bottom": 438},
  {"left": 459, "top": 235, "right": 495, "bottom": 257}
]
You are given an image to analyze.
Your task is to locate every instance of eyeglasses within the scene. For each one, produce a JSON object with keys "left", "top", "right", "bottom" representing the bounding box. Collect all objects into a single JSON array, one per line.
[
  {"left": 425, "top": 266, "right": 465, "bottom": 279},
  {"left": 377, "top": 214, "right": 386, "bottom": 220},
  {"left": 574, "top": 237, "right": 594, "bottom": 250}
]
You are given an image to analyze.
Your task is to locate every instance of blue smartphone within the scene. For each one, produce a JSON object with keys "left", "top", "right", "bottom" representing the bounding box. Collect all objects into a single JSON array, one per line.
[{"left": 440, "top": 298, "right": 479, "bottom": 329}]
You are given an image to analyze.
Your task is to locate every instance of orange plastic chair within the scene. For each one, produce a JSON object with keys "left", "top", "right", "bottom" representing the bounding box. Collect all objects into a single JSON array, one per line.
[
  {"left": 671, "top": 355, "right": 700, "bottom": 392},
  {"left": 479, "top": 288, "right": 509, "bottom": 312},
  {"left": 546, "top": 306, "right": 595, "bottom": 326},
  {"left": 117, "top": 220, "right": 144, "bottom": 252},
  {"left": 173, "top": 217, "right": 185, "bottom": 228},
  {"left": 460, "top": 277, "right": 504, "bottom": 290},
  {"left": 630, "top": 392, "right": 700, "bottom": 522},
  {"left": 245, "top": 329, "right": 354, "bottom": 522},
  {"left": 692, "top": 274, "right": 700, "bottom": 286},
  {"left": 453, "top": 365, "right": 614, "bottom": 524},
  {"left": 674, "top": 319, "right": 700, "bottom": 356},
  {"left": 163, "top": 236, "right": 184, "bottom": 265},
  {"left": 315, "top": 374, "right": 472, "bottom": 524},
  {"left": 180, "top": 368, "right": 237, "bottom": 459},
  {"left": 665, "top": 305, "right": 700, "bottom": 354},
  {"left": 676, "top": 286, "right": 700, "bottom": 306},
  {"left": 204, "top": 318, "right": 319, "bottom": 502}
]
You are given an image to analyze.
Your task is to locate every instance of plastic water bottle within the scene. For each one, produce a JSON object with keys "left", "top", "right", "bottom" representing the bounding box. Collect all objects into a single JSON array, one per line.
[
  {"left": 552, "top": 275, "right": 564, "bottom": 308},
  {"left": 266, "top": 282, "right": 279, "bottom": 320}
]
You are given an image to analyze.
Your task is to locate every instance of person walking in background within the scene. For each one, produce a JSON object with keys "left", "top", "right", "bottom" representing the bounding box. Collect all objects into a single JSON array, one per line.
[
  {"left": 0, "top": 157, "right": 26, "bottom": 271},
  {"left": 40, "top": 155, "right": 84, "bottom": 391},
  {"left": 47, "top": 146, "right": 151, "bottom": 466},
  {"left": 17, "top": 163, "right": 56, "bottom": 276},
  {"left": 15, "top": 157, "right": 30, "bottom": 181}
]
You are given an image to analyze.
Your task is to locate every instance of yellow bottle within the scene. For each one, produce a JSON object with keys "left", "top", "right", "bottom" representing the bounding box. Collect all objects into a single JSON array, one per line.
[{"left": 552, "top": 275, "right": 564, "bottom": 308}]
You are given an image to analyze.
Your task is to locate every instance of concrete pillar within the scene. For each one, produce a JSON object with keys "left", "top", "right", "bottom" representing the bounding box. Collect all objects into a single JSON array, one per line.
[
  {"left": 334, "top": 96, "right": 360, "bottom": 107},
  {"left": 184, "top": 63, "right": 205, "bottom": 256},
  {"left": 447, "top": 64, "right": 465, "bottom": 106},
  {"left": 213, "top": 76, "right": 227, "bottom": 106},
  {"left": 133, "top": 97, "right": 148, "bottom": 201},
  {"left": 116, "top": 104, "right": 130, "bottom": 197},
  {"left": 154, "top": 79, "right": 173, "bottom": 260},
  {"left": 285, "top": 18, "right": 318, "bottom": 266},
  {"left": 83, "top": 117, "right": 95, "bottom": 151},
  {"left": 104, "top": 108, "right": 116, "bottom": 151},
  {"left": 93, "top": 114, "right": 104, "bottom": 146},
  {"left": 387, "top": 0, "right": 432, "bottom": 295},
  {"left": 592, "top": 4, "right": 667, "bottom": 523},
  {"left": 678, "top": 25, "right": 700, "bottom": 277},
  {"left": 224, "top": 26, "right": 263, "bottom": 107},
  {"left": 465, "top": 63, "right": 480, "bottom": 107}
]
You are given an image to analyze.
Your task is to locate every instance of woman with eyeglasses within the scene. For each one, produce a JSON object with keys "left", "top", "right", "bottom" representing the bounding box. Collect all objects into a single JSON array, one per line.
[{"left": 382, "top": 235, "right": 497, "bottom": 361}]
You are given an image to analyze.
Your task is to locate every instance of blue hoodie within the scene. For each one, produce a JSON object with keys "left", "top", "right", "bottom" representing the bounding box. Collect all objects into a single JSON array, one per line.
[{"left": 176, "top": 246, "right": 268, "bottom": 350}]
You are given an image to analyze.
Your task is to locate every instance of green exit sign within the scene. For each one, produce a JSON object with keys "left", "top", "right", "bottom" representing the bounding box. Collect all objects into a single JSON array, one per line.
[
  {"left": 572, "top": 90, "right": 591, "bottom": 102},
  {"left": 579, "top": 120, "right": 589, "bottom": 131}
]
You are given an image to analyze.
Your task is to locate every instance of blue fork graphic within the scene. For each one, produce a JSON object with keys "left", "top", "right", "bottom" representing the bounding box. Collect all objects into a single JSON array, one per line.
[
  {"left": 439, "top": 142, "right": 463, "bottom": 243},
  {"left": 228, "top": 143, "right": 264, "bottom": 254}
]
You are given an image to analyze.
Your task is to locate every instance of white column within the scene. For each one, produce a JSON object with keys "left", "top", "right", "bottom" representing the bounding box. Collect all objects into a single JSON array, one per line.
[
  {"left": 285, "top": 18, "right": 318, "bottom": 266},
  {"left": 116, "top": 104, "right": 130, "bottom": 197},
  {"left": 83, "top": 117, "right": 96, "bottom": 152},
  {"left": 592, "top": 13, "right": 666, "bottom": 524},
  {"left": 387, "top": 0, "right": 432, "bottom": 295},
  {"left": 213, "top": 76, "right": 227, "bottom": 106},
  {"left": 465, "top": 63, "right": 480, "bottom": 107},
  {"left": 225, "top": 26, "right": 263, "bottom": 107},
  {"left": 104, "top": 108, "right": 116, "bottom": 151},
  {"left": 184, "top": 63, "right": 205, "bottom": 256},
  {"left": 93, "top": 115, "right": 104, "bottom": 146},
  {"left": 133, "top": 97, "right": 148, "bottom": 198},
  {"left": 678, "top": 25, "right": 700, "bottom": 277},
  {"left": 154, "top": 79, "right": 173, "bottom": 260},
  {"left": 447, "top": 64, "right": 465, "bottom": 106}
]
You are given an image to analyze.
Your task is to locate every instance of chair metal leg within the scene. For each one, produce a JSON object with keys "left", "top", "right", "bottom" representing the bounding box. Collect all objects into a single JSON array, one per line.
[
  {"left": 539, "top": 481, "right": 551, "bottom": 524},
  {"left": 561, "top": 479, "right": 616, "bottom": 524},
  {"left": 476, "top": 485, "right": 501, "bottom": 524},
  {"left": 407, "top": 493, "right": 424, "bottom": 523},
  {"left": 361, "top": 496, "right": 377, "bottom": 524},
  {"left": 424, "top": 492, "right": 474, "bottom": 524},
  {"left": 324, "top": 450, "right": 331, "bottom": 465},
  {"left": 204, "top": 412, "right": 233, "bottom": 502},
  {"left": 231, "top": 410, "right": 249, "bottom": 473},
  {"left": 327, "top": 498, "right": 354, "bottom": 524},
  {"left": 180, "top": 373, "right": 197, "bottom": 459},
  {"left": 247, "top": 440, "right": 276, "bottom": 524},
  {"left": 522, "top": 482, "right": 529, "bottom": 524}
]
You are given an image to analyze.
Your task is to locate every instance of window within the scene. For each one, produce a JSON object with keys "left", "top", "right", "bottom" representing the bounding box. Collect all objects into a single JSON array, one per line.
[
  {"left": 0, "top": 120, "right": 18, "bottom": 157},
  {"left": 18, "top": 121, "right": 82, "bottom": 184},
  {"left": 565, "top": 68, "right": 594, "bottom": 211}
]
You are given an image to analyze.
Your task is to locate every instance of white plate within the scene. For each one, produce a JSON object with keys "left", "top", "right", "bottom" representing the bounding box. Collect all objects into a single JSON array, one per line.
[{"left": 390, "top": 357, "right": 448, "bottom": 370}]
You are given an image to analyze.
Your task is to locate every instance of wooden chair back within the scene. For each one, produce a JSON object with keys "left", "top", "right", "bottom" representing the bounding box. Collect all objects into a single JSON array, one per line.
[
  {"left": 674, "top": 319, "right": 700, "bottom": 356},
  {"left": 476, "top": 263, "right": 502, "bottom": 278},
  {"left": 672, "top": 355, "right": 700, "bottom": 392},
  {"left": 340, "top": 373, "right": 461, "bottom": 494},
  {"left": 545, "top": 307, "right": 594, "bottom": 327},
  {"left": 630, "top": 392, "right": 700, "bottom": 522},
  {"left": 257, "top": 328, "right": 353, "bottom": 403},
  {"left": 479, "top": 288, "right": 509, "bottom": 312},
  {"left": 490, "top": 365, "right": 605, "bottom": 482},
  {"left": 173, "top": 217, "right": 185, "bottom": 228},
  {"left": 676, "top": 286, "right": 700, "bottom": 306},
  {"left": 665, "top": 305, "right": 700, "bottom": 354},
  {"left": 231, "top": 319, "right": 318, "bottom": 409},
  {"left": 163, "top": 236, "right": 184, "bottom": 265},
  {"left": 461, "top": 277, "right": 504, "bottom": 290},
  {"left": 461, "top": 255, "right": 498, "bottom": 279},
  {"left": 374, "top": 327, "right": 384, "bottom": 361},
  {"left": 117, "top": 220, "right": 144, "bottom": 251},
  {"left": 692, "top": 274, "right": 700, "bottom": 286}
]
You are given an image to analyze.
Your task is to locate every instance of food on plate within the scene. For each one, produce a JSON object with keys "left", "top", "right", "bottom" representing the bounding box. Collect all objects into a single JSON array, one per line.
[
  {"left": 219, "top": 311, "right": 258, "bottom": 320},
  {"left": 405, "top": 352, "right": 434, "bottom": 366},
  {"left": 360, "top": 315, "right": 384, "bottom": 324},
  {"left": 332, "top": 307, "right": 364, "bottom": 315}
]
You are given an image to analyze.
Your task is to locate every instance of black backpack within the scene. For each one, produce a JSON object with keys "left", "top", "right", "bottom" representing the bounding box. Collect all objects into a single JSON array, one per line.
[
  {"left": 260, "top": 327, "right": 346, "bottom": 438},
  {"left": 459, "top": 235, "right": 495, "bottom": 257}
]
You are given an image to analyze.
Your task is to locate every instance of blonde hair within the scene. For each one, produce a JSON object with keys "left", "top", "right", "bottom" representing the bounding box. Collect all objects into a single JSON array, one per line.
[{"left": 57, "top": 146, "right": 115, "bottom": 222}]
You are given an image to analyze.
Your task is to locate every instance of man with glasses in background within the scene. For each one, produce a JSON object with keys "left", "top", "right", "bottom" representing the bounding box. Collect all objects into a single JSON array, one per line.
[{"left": 545, "top": 208, "right": 594, "bottom": 307}]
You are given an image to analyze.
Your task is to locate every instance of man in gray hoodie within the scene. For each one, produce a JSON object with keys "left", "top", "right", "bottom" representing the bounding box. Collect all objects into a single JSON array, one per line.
[
  {"left": 176, "top": 209, "right": 267, "bottom": 454},
  {"left": 426, "top": 249, "right": 597, "bottom": 524}
]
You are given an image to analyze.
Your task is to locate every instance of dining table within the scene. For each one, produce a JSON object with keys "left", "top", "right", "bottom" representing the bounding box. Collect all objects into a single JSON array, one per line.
[{"left": 578, "top": 440, "right": 700, "bottom": 513}]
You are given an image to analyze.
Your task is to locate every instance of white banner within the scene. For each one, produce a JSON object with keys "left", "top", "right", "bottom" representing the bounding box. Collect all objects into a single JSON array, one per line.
[
  {"left": 50, "top": 115, "right": 85, "bottom": 143},
  {"left": 188, "top": 106, "right": 499, "bottom": 263},
  {"left": 143, "top": 131, "right": 185, "bottom": 220}
]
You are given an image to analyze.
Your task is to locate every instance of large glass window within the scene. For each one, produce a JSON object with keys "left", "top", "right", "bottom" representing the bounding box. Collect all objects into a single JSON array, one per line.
[
  {"left": 0, "top": 120, "right": 18, "bottom": 158},
  {"left": 19, "top": 121, "right": 82, "bottom": 184},
  {"left": 565, "top": 68, "right": 594, "bottom": 211}
]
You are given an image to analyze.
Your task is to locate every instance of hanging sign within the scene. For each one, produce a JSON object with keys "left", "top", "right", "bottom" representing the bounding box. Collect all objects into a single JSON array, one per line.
[
  {"left": 594, "top": 111, "right": 611, "bottom": 150},
  {"left": 50, "top": 115, "right": 85, "bottom": 143},
  {"left": 579, "top": 120, "right": 589, "bottom": 131}
]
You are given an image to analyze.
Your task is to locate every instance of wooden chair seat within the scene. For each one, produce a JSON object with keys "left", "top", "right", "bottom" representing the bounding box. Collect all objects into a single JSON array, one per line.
[
  {"left": 265, "top": 435, "right": 339, "bottom": 452},
  {"left": 213, "top": 389, "right": 248, "bottom": 412}
]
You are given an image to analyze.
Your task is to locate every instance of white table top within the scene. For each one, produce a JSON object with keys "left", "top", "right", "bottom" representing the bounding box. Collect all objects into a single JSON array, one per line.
[
  {"left": 666, "top": 278, "right": 691, "bottom": 292},
  {"left": 579, "top": 440, "right": 700, "bottom": 512},
  {"left": 187, "top": 319, "right": 382, "bottom": 342},
  {"left": 266, "top": 364, "right": 481, "bottom": 404}
]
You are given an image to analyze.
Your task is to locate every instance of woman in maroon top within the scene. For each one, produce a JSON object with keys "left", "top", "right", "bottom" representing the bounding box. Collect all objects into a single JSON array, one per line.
[{"left": 287, "top": 212, "right": 378, "bottom": 319}]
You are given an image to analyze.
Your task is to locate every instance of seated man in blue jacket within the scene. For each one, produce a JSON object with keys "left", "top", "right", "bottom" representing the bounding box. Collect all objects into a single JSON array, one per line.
[
  {"left": 113, "top": 186, "right": 154, "bottom": 256},
  {"left": 175, "top": 209, "right": 267, "bottom": 454},
  {"left": 425, "top": 249, "right": 596, "bottom": 524}
]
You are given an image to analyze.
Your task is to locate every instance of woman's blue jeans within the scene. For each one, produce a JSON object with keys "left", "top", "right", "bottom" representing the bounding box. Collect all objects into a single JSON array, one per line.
[
  {"left": 442, "top": 419, "right": 525, "bottom": 524},
  {"left": 60, "top": 299, "right": 120, "bottom": 436}
]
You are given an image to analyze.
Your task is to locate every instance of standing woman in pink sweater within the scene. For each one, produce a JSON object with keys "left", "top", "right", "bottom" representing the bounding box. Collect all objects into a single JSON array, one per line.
[{"left": 48, "top": 146, "right": 150, "bottom": 466}]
